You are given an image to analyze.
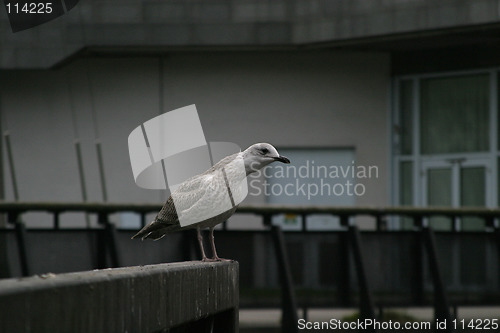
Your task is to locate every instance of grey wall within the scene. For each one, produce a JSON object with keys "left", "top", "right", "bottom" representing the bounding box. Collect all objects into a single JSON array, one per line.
[
  {"left": 1, "top": 0, "right": 499, "bottom": 68},
  {"left": 0, "top": 51, "right": 390, "bottom": 228}
]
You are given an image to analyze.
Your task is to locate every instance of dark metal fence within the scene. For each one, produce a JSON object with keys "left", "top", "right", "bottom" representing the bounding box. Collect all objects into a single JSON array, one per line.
[{"left": 1, "top": 202, "right": 500, "bottom": 333}]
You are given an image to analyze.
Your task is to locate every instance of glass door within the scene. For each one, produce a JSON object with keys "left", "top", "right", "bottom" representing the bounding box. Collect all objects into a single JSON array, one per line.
[
  {"left": 422, "top": 158, "right": 490, "bottom": 230},
  {"left": 459, "top": 160, "right": 488, "bottom": 230}
]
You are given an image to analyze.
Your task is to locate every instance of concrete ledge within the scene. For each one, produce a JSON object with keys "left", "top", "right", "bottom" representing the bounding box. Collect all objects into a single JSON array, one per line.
[{"left": 0, "top": 261, "right": 239, "bottom": 333}]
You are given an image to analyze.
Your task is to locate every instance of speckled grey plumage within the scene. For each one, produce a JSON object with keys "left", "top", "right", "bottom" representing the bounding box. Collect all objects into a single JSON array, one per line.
[{"left": 132, "top": 153, "right": 239, "bottom": 240}]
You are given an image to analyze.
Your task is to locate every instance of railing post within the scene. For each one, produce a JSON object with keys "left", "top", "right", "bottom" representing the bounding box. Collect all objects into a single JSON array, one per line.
[
  {"left": 376, "top": 215, "right": 386, "bottom": 231},
  {"left": 140, "top": 211, "right": 146, "bottom": 228},
  {"left": 338, "top": 215, "right": 351, "bottom": 307},
  {"left": 97, "top": 213, "right": 121, "bottom": 268},
  {"left": 271, "top": 224, "right": 299, "bottom": 333},
  {"left": 301, "top": 213, "right": 307, "bottom": 232},
  {"left": 8, "top": 212, "right": 30, "bottom": 277},
  {"left": 411, "top": 216, "right": 425, "bottom": 305},
  {"left": 182, "top": 229, "right": 197, "bottom": 261},
  {"left": 495, "top": 226, "right": 500, "bottom": 289},
  {"left": 53, "top": 211, "right": 60, "bottom": 229},
  {"left": 422, "top": 226, "right": 452, "bottom": 329},
  {"left": 96, "top": 225, "right": 107, "bottom": 269},
  {"left": 14, "top": 219, "right": 30, "bottom": 277},
  {"left": 348, "top": 225, "right": 376, "bottom": 330},
  {"left": 451, "top": 215, "right": 458, "bottom": 232},
  {"left": 105, "top": 220, "right": 121, "bottom": 268}
]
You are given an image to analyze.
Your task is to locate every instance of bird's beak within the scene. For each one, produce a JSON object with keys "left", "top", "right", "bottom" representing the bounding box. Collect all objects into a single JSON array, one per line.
[{"left": 274, "top": 155, "right": 290, "bottom": 164}]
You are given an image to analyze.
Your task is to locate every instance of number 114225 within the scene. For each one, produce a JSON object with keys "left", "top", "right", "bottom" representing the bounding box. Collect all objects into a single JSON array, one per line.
[{"left": 6, "top": 2, "right": 53, "bottom": 14}]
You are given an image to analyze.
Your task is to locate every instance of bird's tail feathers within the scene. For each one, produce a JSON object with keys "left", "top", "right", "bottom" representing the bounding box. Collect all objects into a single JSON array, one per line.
[{"left": 131, "top": 220, "right": 166, "bottom": 240}]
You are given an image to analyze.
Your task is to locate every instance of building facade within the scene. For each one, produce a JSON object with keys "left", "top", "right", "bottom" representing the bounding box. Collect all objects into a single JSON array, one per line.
[{"left": 1, "top": 0, "right": 500, "bottom": 230}]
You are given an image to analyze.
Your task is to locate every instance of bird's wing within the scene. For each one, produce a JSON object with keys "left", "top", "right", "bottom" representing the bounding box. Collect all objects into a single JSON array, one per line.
[
  {"left": 132, "top": 171, "right": 231, "bottom": 240},
  {"left": 154, "top": 171, "right": 217, "bottom": 222},
  {"left": 132, "top": 153, "right": 242, "bottom": 240},
  {"left": 132, "top": 176, "right": 211, "bottom": 240},
  {"left": 173, "top": 169, "right": 233, "bottom": 223}
]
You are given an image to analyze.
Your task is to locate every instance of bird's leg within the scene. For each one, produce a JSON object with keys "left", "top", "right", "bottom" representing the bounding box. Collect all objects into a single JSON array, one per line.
[
  {"left": 209, "top": 227, "right": 231, "bottom": 261},
  {"left": 196, "top": 227, "right": 210, "bottom": 262}
]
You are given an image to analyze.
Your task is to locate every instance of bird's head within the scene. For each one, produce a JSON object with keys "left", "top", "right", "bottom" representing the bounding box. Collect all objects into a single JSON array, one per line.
[{"left": 242, "top": 143, "right": 290, "bottom": 175}]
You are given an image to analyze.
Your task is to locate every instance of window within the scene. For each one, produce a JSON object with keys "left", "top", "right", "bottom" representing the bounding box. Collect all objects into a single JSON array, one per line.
[
  {"left": 265, "top": 149, "right": 356, "bottom": 231},
  {"left": 420, "top": 74, "right": 489, "bottom": 154},
  {"left": 393, "top": 71, "right": 497, "bottom": 231}
]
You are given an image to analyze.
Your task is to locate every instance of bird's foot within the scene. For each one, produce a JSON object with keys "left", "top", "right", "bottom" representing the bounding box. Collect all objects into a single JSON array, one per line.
[
  {"left": 201, "top": 257, "right": 232, "bottom": 262},
  {"left": 202, "top": 257, "right": 219, "bottom": 262}
]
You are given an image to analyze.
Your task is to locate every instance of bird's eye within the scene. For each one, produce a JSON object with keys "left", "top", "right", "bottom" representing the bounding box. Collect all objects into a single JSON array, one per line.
[{"left": 261, "top": 148, "right": 269, "bottom": 155}]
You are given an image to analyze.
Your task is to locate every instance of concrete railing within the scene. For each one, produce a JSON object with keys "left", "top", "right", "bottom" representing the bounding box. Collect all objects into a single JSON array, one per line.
[{"left": 0, "top": 261, "right": 239, "bottom": 333}]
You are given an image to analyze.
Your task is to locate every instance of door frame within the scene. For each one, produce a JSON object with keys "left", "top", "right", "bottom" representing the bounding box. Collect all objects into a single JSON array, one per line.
[{"left": 421, "top": 155, "right": 492, "bottom": 230}]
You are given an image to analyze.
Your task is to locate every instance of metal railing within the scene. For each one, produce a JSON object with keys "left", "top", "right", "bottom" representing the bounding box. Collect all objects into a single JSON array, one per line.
[{"left": 1, "top": 202, "right": 500, "bottom": 333}]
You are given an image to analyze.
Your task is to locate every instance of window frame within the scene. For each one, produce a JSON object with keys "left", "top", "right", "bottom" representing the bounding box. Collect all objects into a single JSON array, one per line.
[{"left": 392, "top": 68, "right": 499, "bottom": 229}]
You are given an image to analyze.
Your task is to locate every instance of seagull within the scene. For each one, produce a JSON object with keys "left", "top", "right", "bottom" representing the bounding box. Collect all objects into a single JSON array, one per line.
[{"left": 132, "top": 143, "right": 290, "bottom": 261}]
